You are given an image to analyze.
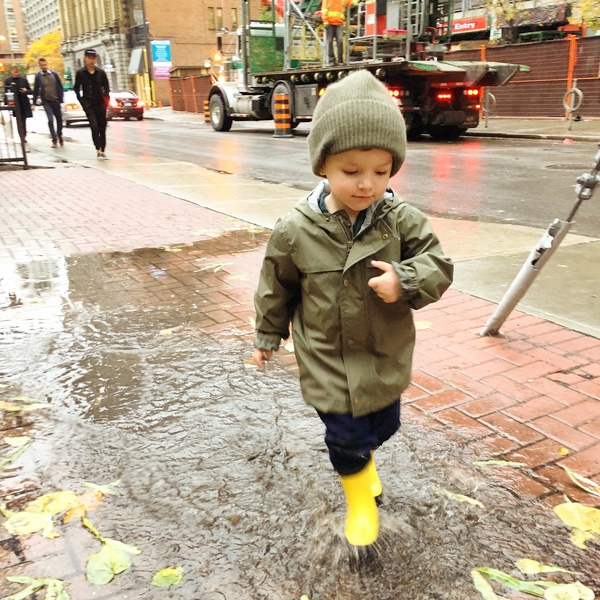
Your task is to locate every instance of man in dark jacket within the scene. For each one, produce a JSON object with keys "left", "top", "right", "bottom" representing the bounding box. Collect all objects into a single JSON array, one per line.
[
  {"left": 73, "top": 48, "right": 110, "bottom": 159},
  {"left": 4, "top": 65, "right": 32, "bottom": 142},
  {"left": 32, "top": 57, "right": 64, "bottom": 148}
]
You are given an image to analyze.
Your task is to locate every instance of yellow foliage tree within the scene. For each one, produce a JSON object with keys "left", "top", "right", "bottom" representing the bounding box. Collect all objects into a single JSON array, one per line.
[
  {"left": 23, "top": 30, "right": 64, "bottom": 77},
  {"left": 569, "top": 0, "right": 600, "bottom": 28},
  {"left": 487, "top": 0, "right": 525, "bottom": 43}
]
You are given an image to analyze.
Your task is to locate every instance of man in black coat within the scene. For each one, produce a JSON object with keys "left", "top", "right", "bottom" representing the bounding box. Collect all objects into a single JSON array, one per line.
[
  {"left": 4, "top": 65, "right": 32, "bottom": 142},
  {"left": 73, "top": 48, "right": 110, "bottom": 159}
]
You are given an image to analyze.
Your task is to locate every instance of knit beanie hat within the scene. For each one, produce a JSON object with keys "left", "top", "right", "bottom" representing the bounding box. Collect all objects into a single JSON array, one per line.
[{"left": 308, "top": 69, "right": 407, "bottom": 177}]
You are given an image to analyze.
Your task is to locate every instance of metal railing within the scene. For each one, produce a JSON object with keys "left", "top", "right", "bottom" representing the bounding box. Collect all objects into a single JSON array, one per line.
[{"left": 0, "top": 85, "right": 28, "bottom": 169}]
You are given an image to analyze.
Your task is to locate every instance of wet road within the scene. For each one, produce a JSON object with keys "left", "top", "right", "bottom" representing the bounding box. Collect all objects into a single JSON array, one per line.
[
  {"left": 1, "top": 235, "right": 598, "bottom": 599},
  {"left": 56, "top": 115, "right": 600, "bottom": 237}
]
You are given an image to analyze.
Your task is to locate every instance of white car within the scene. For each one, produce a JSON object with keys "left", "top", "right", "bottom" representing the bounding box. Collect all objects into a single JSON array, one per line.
[{"left": 61, "top": 90, "right": 88, "bottom": 127}]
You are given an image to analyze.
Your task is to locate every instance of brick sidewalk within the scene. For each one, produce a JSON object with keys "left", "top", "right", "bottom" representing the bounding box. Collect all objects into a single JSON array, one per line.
[
  {"left": 1, "top": 166, "right": 598, "bottom": 508},
  {"left": 1, "top": 165, "right": 599, "bottom": 598}
]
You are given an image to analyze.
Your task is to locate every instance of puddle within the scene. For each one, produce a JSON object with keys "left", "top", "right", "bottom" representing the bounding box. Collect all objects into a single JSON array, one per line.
[{"left": 0, "top": 241, "right": 598, "bottom": 599}]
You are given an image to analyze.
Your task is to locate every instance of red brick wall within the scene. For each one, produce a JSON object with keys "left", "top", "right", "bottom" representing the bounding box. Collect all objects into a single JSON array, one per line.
[{"left": 446, "top": 37, "right": 600, "bottom": 118}]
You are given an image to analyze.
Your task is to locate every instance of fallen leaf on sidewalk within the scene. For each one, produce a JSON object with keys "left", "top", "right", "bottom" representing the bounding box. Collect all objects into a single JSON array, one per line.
[
  {"left": 63, "top": 492, "right": 102, "bottom": 523},
  {"left": 472, "top": 566, "right": 558, "bottom": 597},
  {"left": 152, "top": 566, "right": 184, "bottom": 587},
  {"left": 434, "top": 487, "right": 485, "bottom": 508},
  {"left": 515, "top": 558, "right": 580, "bottom": 575},
  {"left": 83, "top": 480, "right": 120, "bottom": 496},
  {"left": 554, "top": 501, "right": 600, "bottom": 549},
  {"left": 470, "top": 569, "right": 500, "bottom": 599},
  {"left": 284, "top": 342, "right": 294, "bottom": 352},
  {"left": 415, "top": 321, "right": 431, "bottom": 330},
  {"left": 86, "top": 537, "right": 141, "bottom": 585},
  {"left": 544, "top": 582, "right": 595, "bottom": 600},
  {"left": 560, "top": 466, "right": 600, "bottom": 498},
  {"left": 4, "top": 575, "right": 70, "bottom": 600},
  {"left": 3, "top": 436, "right": 30, "bottom": 447},
  {"left": 472, "top": 459, "right": 526, "bottom": 468}
]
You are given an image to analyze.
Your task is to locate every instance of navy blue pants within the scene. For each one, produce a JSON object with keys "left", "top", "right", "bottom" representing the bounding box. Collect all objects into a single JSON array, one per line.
[{"left": 317, "top": 399, "right": 401, "bottom": 476}]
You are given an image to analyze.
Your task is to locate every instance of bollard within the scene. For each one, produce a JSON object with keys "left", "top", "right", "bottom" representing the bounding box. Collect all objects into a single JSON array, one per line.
[
  {"left": 203, "top": 99, "right": 210, "bottom": 124},
  {"left": 273, "top": 93, "right": 293, "bottom": 138}
]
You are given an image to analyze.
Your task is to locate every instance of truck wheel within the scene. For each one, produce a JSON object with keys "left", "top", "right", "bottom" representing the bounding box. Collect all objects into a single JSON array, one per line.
[
  {"left": 428, "top": 125, "right": 467, "bottom": 140},
  {"left": 209, "top": 94, "right": 233, "bottom": 132}
]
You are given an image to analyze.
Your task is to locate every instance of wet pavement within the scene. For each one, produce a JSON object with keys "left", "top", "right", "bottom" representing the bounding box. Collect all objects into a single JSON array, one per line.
[{"left": 0, "top": 127, "right": 599, "bottom": 598}]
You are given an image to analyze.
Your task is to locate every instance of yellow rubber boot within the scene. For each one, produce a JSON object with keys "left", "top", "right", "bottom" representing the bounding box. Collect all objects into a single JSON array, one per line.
[
  {"left": 365, "top": 454, "right": 382, "bottom": 498},
  {"left": 339, "top": 465, "right": 379, "bottom": 546}
]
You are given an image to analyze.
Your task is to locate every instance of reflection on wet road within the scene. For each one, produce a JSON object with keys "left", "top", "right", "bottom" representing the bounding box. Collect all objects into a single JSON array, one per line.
[{"left": 1, "top": 240, "right": 598, "bottom": 599}]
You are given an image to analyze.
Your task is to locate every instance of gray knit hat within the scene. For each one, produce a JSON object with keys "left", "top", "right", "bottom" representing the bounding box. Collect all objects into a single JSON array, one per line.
[{"left": 308, "top": 69, "right": 407, "bottom": 177}]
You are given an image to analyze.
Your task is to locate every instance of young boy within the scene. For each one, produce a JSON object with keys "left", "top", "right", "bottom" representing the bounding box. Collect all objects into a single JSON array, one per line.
[{"left": 253, "top": 70, "right": 453, "bottom": 546}]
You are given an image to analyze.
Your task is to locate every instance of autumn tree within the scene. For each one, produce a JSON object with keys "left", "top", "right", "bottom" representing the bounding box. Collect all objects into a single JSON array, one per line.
[
  {"left": 569, "top": 0, "right": 600, "bottom": 28},
  {"left": 23, "top": 30, "right": 64, "bottom": 76},
  {"left": 488, "top": 0, "right": 526, "bottom": 43}
]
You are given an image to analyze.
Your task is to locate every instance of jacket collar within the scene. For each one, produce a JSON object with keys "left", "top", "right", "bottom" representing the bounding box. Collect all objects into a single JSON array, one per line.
[{"left": 298, "top": 180, "right": 399, "bottom": 233}]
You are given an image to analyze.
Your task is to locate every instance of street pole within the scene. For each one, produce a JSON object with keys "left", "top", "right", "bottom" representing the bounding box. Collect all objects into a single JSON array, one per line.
[
  {"left": 140, "top": 0, "right": 156, "bottom": 106},
  {"left": 481, "top": 143, "right": 600, "bottom": 337}
]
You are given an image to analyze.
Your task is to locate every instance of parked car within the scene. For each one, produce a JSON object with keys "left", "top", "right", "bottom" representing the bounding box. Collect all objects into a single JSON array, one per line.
[
  {"left": 62, "top": 90, "right": 88, "bottom": 127},
  {"left": 107, "top": 91, "right": 144, "bottom": 121}
]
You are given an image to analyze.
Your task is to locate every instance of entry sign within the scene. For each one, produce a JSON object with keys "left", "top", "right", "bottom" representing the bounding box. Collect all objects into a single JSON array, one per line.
[
  {"left": 151, "top": 39, "right": 172, "bottom": 79},
  {"left": 452, "top": 16, "right": 488, "bottom": 33}
]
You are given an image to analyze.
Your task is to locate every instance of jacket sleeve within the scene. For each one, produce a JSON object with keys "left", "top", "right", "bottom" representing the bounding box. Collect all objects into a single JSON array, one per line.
[
  {"left": 392, "top": 205, "right": 453, "bottom": 310},
  {"left": 74, "top": 71, "right": 82, "bottom": 103},
  {"left": 32, "top": 74, "right": 40, "bottom": 104},
  {"left": 254, "top": 220, "right": 301, "bottom": 350},
  {"left": 55, "top": 73, "right": 64, "bottom": 102},
  {"left": 102, "top": 71, "right": 110, "bottom": 103}
]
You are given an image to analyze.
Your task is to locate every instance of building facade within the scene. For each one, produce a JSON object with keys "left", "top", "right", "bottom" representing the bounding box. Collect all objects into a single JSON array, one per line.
[
  {"left": 57, "top": 0, "right": 241, "bottom": 106},
  {"left": 22, "top": 0, "right": 61, "bottom": 42},
  {"left": 0, "top": 0, "right": 29, "bottom": 67},
  {"left": 58, "top": 0, "right": 129, "bottom": 91}
]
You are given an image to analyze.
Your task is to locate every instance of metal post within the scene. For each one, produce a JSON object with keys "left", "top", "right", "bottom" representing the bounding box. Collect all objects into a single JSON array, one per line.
[{"left": 481, "top": 143, "right": 600, "bottom": 336}]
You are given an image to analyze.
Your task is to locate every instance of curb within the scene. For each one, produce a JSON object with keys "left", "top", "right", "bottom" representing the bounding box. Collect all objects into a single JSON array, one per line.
[{"left": 466, "top": 131, "right": 600, "bottom": 143}]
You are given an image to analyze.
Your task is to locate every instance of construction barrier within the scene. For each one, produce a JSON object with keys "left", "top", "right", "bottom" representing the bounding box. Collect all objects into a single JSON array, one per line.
[
  {"left": 204, "top": 99, "right": 210, "bottom": 124},
  {"left": 273, "top": 93, "right": 293, "bottom": 138},
  {"left": 446, "top": 36, "right": 600, "bottom": 119}
]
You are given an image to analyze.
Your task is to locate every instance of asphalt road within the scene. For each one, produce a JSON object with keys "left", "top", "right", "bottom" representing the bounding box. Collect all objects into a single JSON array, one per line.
[{"left": 56, "top": 114, "right": 600, "bottom": 238}]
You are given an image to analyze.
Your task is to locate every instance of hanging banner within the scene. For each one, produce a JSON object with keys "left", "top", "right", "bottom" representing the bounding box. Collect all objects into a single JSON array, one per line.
[{"left": 151, "top": 40, "right": 172, "bottom": 79}]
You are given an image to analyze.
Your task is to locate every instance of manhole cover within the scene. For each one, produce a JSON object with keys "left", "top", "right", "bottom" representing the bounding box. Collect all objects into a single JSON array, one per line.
[{"left": 545, "top": 164, "right": 589, "bottom": 170}]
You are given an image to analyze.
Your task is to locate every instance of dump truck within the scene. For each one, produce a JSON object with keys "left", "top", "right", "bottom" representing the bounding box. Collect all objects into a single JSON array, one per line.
[{"left": 207, "top": 0, "right": 524, "bottom": 139}]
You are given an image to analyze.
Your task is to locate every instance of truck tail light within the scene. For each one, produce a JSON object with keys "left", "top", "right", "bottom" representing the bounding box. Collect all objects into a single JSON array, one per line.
[
  {"left": 464, "top": 88, "right": 480, "bottom": 97},
  {"left": 388, "top": 87, "right": 402, "bottom": 98},
  {"left": 436, "top": 92, "right": 452, "bottom": 101}
]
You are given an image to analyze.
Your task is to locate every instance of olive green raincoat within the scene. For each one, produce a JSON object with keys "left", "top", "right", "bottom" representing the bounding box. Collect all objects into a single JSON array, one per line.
[{"left": 254, "top": 190, "right": 453, "bottom": 417}]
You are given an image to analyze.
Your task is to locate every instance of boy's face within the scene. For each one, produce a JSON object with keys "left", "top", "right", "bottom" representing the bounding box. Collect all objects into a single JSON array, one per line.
[{"left": 319, "top": 149, "right": 393, "bottom": 219}]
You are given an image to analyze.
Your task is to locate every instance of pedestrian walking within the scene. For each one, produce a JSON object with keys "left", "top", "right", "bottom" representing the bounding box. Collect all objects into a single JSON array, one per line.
[
  {"left": 4, "top": 65, "right": 32, "bottom": 143},
  {"left": 32, "top": 57, "right": 64, "bottom": 148},
  {"left": 321, "top": 0, "right": 352, "bottom": 65},
  {"left": 73, "top": 49, "right": 110, "bottom": 160},
  {"left": 252, "top": 70, "right": 453, "bottom": 547}
]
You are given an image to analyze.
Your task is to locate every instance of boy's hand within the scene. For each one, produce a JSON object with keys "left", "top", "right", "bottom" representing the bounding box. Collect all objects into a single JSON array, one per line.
[
  {"left": 368, "top": 260, "right": 402, "bottom": 303},
  {"left": 253, "top": 347, "right": 273, "bottom": 369}
]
